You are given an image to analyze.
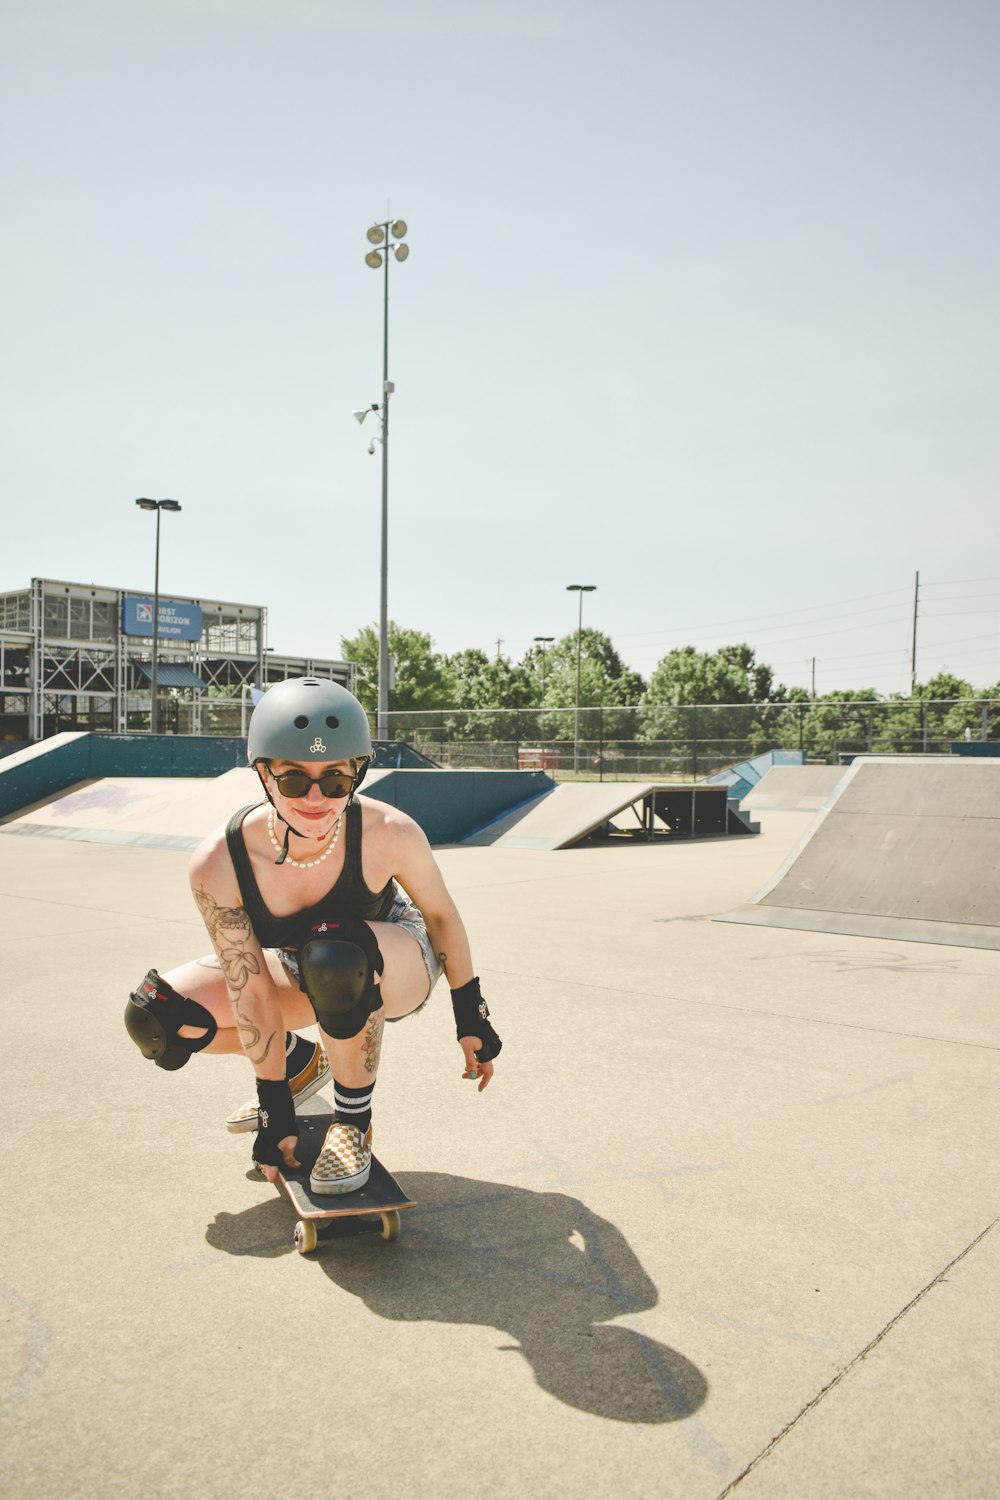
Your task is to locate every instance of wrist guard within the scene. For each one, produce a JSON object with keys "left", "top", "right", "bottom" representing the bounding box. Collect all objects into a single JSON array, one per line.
[
  {"left": 252, "top": 1079, "right": 296, "bottom": 1167},
  {"left": 450, "top": 977, "right": 502, "bottom": 1064}
]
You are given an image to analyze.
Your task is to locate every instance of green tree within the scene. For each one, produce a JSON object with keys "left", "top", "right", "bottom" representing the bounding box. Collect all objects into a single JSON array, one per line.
[
  {"left": 642, "top": 642, "right": 779, "bottom": 708},
  {"left": 771, "top": 688, "right": 881, "bottom": 760},
  {"left": 445, "top": 649, "right": 535, "bottom": 711},
  {"left": 801, "top": 676, "right": 982, "bottom": 756},
  {"left": 639, "top": 644, "right": 788, "bottom": 769},
  {"left": 440, "top": 648, "right": 536, "bottom": 742},
  {"left": 913, "top": 672, "right": 982, "bottom": 748},
  {"left": 537, "top": 629, "right": 645, "bottom": 741},
  {"left": 339, "top": 623, "right": 450, "bottom": 731},
  {"left": 918, "top": 672, "right": 975, "bottom": 699},
  {"left": 982, "top": 680, "right": 1000, "bottom": 741}
]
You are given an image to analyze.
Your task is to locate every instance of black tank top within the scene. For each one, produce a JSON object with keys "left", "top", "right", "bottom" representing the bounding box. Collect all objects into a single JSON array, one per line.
[{"left": 224, "top": 801, "right": 395, "bottom": 952}]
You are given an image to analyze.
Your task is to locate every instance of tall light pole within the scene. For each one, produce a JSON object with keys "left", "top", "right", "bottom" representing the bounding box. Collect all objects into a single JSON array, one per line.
[
  {"left": 135, "top": 498, "right": 182, "bottom": 734},
  {"left": 533, "top": 636, "right": 554, "bottom": 703},
  {"left": 910, "top": 570, "right": 920, "bottom": 695},
  {"left": 566, "top": 584, "right": 596, "bottom": 771},
  {"left": 362, "top": 217, "right": 409, "bottom": 740}
]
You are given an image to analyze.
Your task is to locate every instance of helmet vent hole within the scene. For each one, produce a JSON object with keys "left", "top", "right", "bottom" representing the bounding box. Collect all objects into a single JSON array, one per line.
[
  {"left": 325, "top": 716, "right": 339, "bottom": 729},
  {"left": 294, "top": 715, "right": 309, "bottom": 729}
]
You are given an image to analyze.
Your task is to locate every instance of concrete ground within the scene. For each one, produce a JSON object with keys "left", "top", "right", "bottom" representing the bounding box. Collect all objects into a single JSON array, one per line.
[{"left": 1, "top": 801, "right": 998, "bottom": 1498}]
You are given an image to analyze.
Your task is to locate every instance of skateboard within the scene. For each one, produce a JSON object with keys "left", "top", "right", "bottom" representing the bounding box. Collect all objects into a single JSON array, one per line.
[{"left": 272, "top": 1112, "right": 415, "bottom": 1255}]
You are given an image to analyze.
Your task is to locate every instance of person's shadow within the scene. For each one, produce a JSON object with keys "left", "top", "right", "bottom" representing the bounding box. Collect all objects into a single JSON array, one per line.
[{"left": 207, "top": 1171, "right": 707, "bottom": 1424}]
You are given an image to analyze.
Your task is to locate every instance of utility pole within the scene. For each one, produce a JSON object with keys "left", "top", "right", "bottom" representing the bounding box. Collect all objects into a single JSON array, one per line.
[{"left": 910, "top": 570, "right": 920, "bottom": 695}]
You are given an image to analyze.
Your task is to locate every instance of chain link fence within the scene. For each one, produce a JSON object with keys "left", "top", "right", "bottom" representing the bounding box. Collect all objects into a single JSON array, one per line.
[
  {"left": 96, "top": 694, "right": 999, "bottom": 780},
  {"left": 382, "top": 699, "right": 1000, "bottom": 779}
]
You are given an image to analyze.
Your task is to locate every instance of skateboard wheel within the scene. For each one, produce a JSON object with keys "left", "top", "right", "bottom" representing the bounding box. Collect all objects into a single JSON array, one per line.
[
  {"left": 379, "top": 1211, "right": 401, "bottom": 1242},
  {"left": 294, "top": 1220, "right": 318, "bottom": 1254}
]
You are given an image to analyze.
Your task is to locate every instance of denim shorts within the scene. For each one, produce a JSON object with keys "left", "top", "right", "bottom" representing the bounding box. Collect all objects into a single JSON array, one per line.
[{"left": 276, "top": 884, "right": 442, "bottom": 1014}]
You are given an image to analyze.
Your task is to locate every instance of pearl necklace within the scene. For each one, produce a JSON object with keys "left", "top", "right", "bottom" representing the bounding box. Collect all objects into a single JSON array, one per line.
[{"left": 267, "top": 806, "right": 343, "bottom": 869}]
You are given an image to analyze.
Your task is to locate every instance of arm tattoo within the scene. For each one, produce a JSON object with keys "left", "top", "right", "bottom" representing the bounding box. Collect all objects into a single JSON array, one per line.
[
  {"left": 193, "top": 886, "right": 252, "bottom": 945},
  {"left": 193, "top": 885, "right": 270, "bottom": 1062},
  {"left": 234, "top": 1006, "right": 276, "bottom": 1067}
]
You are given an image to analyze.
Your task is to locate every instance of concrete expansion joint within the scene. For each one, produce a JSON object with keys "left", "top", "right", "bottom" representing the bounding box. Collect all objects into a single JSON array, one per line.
[{"left": 712, "top": 1214, "right": 1000, "bottom": 1499}]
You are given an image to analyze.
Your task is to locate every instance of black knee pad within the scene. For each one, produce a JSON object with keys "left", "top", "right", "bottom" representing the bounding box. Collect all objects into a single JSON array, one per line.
[
  {"left": 124, "top": 969, "right": 218, "bottom": 1071},
  {"left": 299, "top": 919, "right": 384, "bottom": 1040}
]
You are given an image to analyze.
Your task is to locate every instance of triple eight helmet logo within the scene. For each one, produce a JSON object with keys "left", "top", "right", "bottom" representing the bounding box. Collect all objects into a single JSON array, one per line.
[{"left": 246, "top": 678, "right": 374, "bottom": 788}]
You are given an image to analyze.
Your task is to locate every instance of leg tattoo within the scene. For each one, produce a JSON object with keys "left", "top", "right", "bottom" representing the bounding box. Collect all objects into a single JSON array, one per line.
[{"left": 362, "top": 1010, "right": 384, "bottom": 1076}]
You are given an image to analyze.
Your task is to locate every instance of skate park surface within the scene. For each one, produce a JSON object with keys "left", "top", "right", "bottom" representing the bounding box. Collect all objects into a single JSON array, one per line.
[
  {"left": 724, "top": 757, "right": 1000, "bottom": 950},
  {"left": 1, "top": 765, "right": 998, "bottom": 1499}
]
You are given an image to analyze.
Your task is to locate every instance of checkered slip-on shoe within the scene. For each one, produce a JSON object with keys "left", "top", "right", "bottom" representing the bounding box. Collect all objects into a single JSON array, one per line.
[
  {"left": 224, "top": 1042, "right": 330, "bottom": 1133},
  {"left": 310, "top": 1121, "right": 373, "bottom": 1196}
]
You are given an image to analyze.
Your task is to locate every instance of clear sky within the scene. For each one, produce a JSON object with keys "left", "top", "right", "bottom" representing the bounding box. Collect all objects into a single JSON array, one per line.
[{"left": 3, "top": 0, "right": 998, "bottom": 697}]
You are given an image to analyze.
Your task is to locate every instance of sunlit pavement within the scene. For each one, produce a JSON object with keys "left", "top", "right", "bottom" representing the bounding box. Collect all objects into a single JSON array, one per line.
[{"left": 1, "top": 805, "right": 997, "bottom": 1499}]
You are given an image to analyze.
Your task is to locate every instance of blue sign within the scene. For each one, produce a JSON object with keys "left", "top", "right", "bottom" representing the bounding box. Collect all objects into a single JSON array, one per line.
[{"left": 123, "top": 596, "right": 203, "bottom": 642}]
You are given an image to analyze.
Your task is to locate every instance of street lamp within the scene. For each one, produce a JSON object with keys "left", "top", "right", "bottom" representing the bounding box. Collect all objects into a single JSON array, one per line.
[
  {"left": 566, "top": 585, "right": 596, "bottom": 772},
  {"left": 361, "top": 217, "right": 410, "bottom": 740},
  {"left": 135, "top": 498, "right": 182, "bottom": 734},
  {"left": 533, "top": 636, "right": 554, "bottom": 702}
]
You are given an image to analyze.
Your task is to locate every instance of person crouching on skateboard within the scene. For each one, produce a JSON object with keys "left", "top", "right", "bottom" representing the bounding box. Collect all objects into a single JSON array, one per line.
[{"left": 124, "top": 676, "right": 501, "bottom": 1191}]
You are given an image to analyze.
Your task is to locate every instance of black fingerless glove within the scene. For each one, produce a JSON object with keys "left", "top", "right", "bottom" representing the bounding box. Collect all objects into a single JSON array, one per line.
[
  {"left": 252, "top": 1078, "right": 297, "bottom": 1167},
  {"left": 450, "top": 977, "right": 503, "bottom": 1064}
]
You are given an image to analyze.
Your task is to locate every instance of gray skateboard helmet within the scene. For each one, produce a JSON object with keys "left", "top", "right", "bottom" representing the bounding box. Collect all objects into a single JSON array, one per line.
[{"left": 248, "top": 678, "right": 373, "bottom": 780}]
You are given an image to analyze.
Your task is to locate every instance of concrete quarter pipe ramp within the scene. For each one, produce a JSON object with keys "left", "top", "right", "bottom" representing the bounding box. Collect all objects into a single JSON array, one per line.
[
  {"left": 717, "top": 756, "right": 1000, "bottom": 950},
  {"left": 740, "top": 763, "right": 846, "bottom": 812},
  {"left": 0, "top": 769, "right": 391, "bottom": 849}
]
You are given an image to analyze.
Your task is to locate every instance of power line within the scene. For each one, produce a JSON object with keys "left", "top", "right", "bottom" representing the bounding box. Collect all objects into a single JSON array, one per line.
[
  {"left": 620, "top": 579, "right": 998, "bottom": 651},
  {"left": 764, "top": 631, "right": 998, "bottom": 667},
  {"left": 628, "top": 617, "right": 996, "bottom": 671},
  {"left": 922, "top": 610, "right": 1000, "bottom": 619},
  {"left": 705, "top": 616, "right": 912, "bottom": 651},
  {"left": 767, "top": 646, "right": 914, "bottom": 669},
  {"left": 619, "top": 576, "right": 998, "bottom": 686},
  {"left": 921, "top": 576, "right": 1000, "bottom": 589},
  {"left": 920, "top": 592, "right": 1000, "bottom": 605},
  {"left": 614, "top": 586, "right": 913, "bottom": 643}
]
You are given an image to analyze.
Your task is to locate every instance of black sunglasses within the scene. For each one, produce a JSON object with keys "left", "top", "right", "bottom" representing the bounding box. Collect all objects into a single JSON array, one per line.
[{"left": 268, "top": 768, "right": 356, "bottom": 799}]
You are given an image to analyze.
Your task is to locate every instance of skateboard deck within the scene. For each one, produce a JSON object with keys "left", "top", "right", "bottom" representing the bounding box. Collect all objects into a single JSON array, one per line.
[{"left": 274, "top": 1111, "right": 415, "bottom": 1254}]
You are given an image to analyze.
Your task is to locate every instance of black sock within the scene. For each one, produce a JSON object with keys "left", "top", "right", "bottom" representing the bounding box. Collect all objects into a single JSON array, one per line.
[
  {"left": 333, "top": 1078, "right": 375, "bottom": 1135},
  {"left": 285, "top": 1032, "right": 315, "bottom": 1079}
]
